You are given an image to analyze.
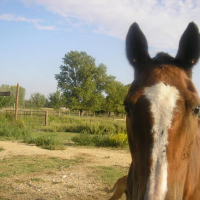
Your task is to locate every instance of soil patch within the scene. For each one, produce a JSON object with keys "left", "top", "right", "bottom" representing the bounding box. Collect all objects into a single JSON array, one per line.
[{"left": 0, "top": 141, "right": 131, "bottom": 200}]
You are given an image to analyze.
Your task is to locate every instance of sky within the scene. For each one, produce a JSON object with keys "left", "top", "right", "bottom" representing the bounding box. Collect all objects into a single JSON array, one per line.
[{"left": 0, "top": 0, "right": 200, "bottom": 99}]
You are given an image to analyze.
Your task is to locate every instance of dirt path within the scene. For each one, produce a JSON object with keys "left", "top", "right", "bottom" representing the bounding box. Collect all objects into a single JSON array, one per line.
[{"left": 0, "top": 141, "right": 131, "bottom": 200}]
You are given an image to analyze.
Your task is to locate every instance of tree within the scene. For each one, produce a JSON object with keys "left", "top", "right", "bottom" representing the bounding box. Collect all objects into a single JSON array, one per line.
[
  {"left": 0, "top": 84, "right": 26, "bottom": 109},
  {"left": 104, "top": 80, "right": 130, "bottom": 115},
  {"left": 0, "top": 96, "right": 10, "bottom": 109},
  {"left": 30, "top": 92, "right": 47, "bottom": 108},
  {"left": 47, "top": 91, "right": 66, "bottom": 110},
  {"left": 55, "top": 51, "right": 111, "bottom": 115}
]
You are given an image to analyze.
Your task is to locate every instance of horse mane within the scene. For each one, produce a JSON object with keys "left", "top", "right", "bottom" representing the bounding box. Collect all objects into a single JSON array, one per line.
[
  {"left": 152, "top": 52, "right": 192, "bottom": 77},
  {"left": 152, "top": 52, "right": 175, "bottom": 65}
]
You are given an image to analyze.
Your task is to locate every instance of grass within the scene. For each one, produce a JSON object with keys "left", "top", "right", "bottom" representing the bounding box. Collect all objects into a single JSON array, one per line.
[
  {"left": 93, "top": 165, "right": 128, "bottom": 185},
  {"left": 0, "top": 113, "right": 127, "bottom": 149},
  {"left": 0, "top": 155, "right": 72, "bottom": 178},
  {"left": 25, "top": 131, "right": 79, "bottom": 144},
  {"left": 31, "top": 177, "right": 45, "bottom": 182},
  {"left": 0, "top": 196, "right": 10, "bottom": 200},
  {"left": 24, "top": 135, "right": 66, "bottom": 150},
  {"left": 72, "top": 132, "right": 128, "bottom": 148},
  {"left": 0, "top": 154, "right": 86, "bottom": 178},
  {"left": 0, "top": 147, "right": 4, "bottom": 152},
  {"left": 46, "top": 115, "right": 127, "bottom": 135},
  {"left": 23, "top": 131, "right": 79, "bottom": 150}
]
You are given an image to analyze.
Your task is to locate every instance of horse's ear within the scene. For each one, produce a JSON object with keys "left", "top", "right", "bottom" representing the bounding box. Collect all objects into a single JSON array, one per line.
[
  {"left": 126, "top": 23, "right": 150, "bottom": 68},
  {"left": 176, "top": 22, "right": 200, "bottom": 68}
]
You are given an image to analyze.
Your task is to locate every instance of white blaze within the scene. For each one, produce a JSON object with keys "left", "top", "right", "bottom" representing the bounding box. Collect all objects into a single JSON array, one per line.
[{"left": 144, "top": 82, "right": 180, "bottom": 200}]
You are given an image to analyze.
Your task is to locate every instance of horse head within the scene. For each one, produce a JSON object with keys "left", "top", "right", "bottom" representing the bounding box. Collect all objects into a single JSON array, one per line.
[{"left": 124, "top": 22, "right": 200, "bottom": 200}]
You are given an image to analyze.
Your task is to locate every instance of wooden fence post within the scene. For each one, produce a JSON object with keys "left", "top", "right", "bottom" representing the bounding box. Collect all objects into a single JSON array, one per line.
[
  {"left": 45, "top": 110, "right": 48, "bottom": 126},
  {"left": 15, "top": 83, "right": 20, "bottom": 121}
]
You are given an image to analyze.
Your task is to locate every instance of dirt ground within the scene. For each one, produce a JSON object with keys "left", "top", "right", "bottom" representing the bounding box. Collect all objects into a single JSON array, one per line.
[{"left": 0, "top": 141, "right": 131, "bottom": 200}]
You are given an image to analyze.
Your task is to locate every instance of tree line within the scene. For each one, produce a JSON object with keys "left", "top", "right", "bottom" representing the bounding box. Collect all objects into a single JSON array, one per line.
[{"left": 0, "top": 51, "right": 130, "bottom": 115}]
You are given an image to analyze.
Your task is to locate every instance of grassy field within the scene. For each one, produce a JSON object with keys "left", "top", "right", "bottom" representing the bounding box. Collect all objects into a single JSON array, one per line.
[
  {"left": 0, "top": 154, "right": 127, "bottom": 181},
  {"left": 94, "top": 165, "right": 127, "bottom": 185},
  {"left": 0, "top": 112, "right": 129, "bottom": 199},
  {"left": 0, "top": 155, "right": 72, "bottom": 178},
  {"left": 0, "top": 144, "right": 129, "bottom": 200},
  {"left": 0, "top": 113, "right": 128, "bottom": 149}
]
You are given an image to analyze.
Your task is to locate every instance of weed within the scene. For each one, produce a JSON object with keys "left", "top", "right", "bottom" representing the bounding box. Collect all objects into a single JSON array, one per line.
[
  {"left": 48, "top": 115, "right": 126, "bottom": 135},
  {"left": 0, "top": 147, "right": 4, "bottom": 152},
  {"left": 94, "top": 166, "right": 128, "bottom": 185},
  {"left": 0, "top": 113, "right": 127, "bottom": 148},
  {"left": 0, "top": 155, "right": 71, "bottom": 178},
  {"left": 24, "top": 136, "right": 65, "bottom": 150},
  {"left": 0, "top": 115, "right": 30, "bottom": 139},
  {"left": 109, "top": 133, "right": 128, "bottom": 147},
  {"left": 72, "top": 133, "right": 128, "bottom": 148},
  {"left": 31, "top": 178, "right": 45, "bottom": 182}
]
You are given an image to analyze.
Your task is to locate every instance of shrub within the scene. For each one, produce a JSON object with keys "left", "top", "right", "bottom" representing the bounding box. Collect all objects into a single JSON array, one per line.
[
  {"left": 47, "top": 115, "right": 127, "bottom": 135},
  {"left": 109, "top": 133, "right": 128, "bottom": 147},
  {"left": 25, "top": 136, "right": 65, "bottom": 150},
  {"left": 92, "top": 135, "right": 112, "bottom": 147},
  {"left": 15, "top": 119, "right": 25, "bottom": 128},
  {"left": 71, "top": 134, "right": 94, "bottom": 146},
  {"left": 0, "top": 122, "right": 30, "bottom": 139},
  {"left": 72, "top": 132, "right": 128, "bottom": 148}
]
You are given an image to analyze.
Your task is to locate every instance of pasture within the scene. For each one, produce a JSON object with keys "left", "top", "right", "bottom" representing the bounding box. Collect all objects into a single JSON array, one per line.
[{"left": 0, "top": 111, "right": 129, "bottom": 200}]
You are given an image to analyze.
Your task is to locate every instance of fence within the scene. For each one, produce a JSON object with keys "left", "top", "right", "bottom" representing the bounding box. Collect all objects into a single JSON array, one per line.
[
  {"left": 5, "top": 110, "right": 48, "bottom": 126},
  {"left": 2, "top": 109, "right": 126, "bottom": 127}
]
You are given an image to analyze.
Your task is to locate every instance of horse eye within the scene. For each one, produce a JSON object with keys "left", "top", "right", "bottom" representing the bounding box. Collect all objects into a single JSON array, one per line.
[
  {"left": 124, "top": 105, "right": 130, "bottom": 115},
  {"left": 193, "top": 106, "right": 200, "bottom": 116}
]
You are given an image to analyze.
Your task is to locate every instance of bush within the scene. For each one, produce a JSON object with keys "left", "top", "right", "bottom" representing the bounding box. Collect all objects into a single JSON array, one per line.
[
  {"left": 15, "top": 119, "right": 25, "bottom": 128},
  {"left": 36, "top": 136, "right": 65, "bottom": 150},
  {"left": 47, "top": 115, "right": 127, "bottom": 135},
  {"left": 71, "top": 134, "right": 94, "bottom": 146},
  {"left": 92, "top": 135, "right": 113, "bottom": 147},
  {"left": 109, "top": 133, "right": 128, "bottom": 147},
  {"left": 24, "top": 136, "right": 65, "bottom": 150},
  {"left": 0, "top": 119, "right": 30, "bottom": 139},
  {"left": 72, "top": 132, "right": 128, "bottom": 148}
]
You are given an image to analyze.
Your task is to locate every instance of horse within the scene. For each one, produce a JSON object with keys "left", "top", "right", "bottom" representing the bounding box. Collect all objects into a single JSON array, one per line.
[{"left": 123, "top": 22, "right": 200, "bottom": 200}]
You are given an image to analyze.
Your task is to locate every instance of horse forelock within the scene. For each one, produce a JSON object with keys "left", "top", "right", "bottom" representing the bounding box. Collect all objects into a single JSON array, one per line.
[{"left": 144, "top": 82, "right": 180, "bottom": 200}]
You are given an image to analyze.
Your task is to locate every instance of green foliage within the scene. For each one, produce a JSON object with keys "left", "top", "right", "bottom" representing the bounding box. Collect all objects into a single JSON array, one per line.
[
  {"left": 0, "top": 112, "right": 127, "bottom": 148},
  {"left": 0, "top": 96, "right": 10, "bottom": 109},
  {"left": 15, "top": 119, "right": 25, "bottom": 128},
  {"left": 48, "top": 115, "right": 126, "bottom": 135},
  {"left": 71, "top": 133, "right": 94, "bottom": 146},
  {"left": 109, "top": 133, "right": 128, "bottom": 147},
  {"left": 72, "top": 134, "right": 111, "bottom": 147},
  {"left": 72, "top": 133, "right": 128, "bottom": 148},
  {"left": 0, "top": 84, "right": 26, "bottom": 108},
  {"left": 55, "top": 51, "right": 115, "bottom": 113},
  {"left": 47, "top": 90, "right": 66, "bottom": 110},
  {"left": 0, "top": 147, "right": 4, "bottom": 152},
  {"left": 29, "top": 92, "right": 47, "bottom": 108},
  {"left": 45, "top": 115, "right": 127, "bottom": 148},
  {"left": 104, "top": 80, "right": 130, "bottom": 114},
  {"left": 24, "top": 136, "right": 65, "bottom": 150},
  {"left": 94, "top": 166, "right": 128, "bottom": 185},
  {"left": 0, "top": 117, "right": 30, "bottom": 139},
  {"left": 0, "top": 155, "right": 71, "bottom": 178}
]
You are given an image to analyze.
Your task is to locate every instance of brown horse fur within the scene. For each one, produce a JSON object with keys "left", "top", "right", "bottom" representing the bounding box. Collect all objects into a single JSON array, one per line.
[
  {"left": 124, "top": 22, "right": 200, "bottom": 199},
  {"left": 104, "top": 175, "right": 127, "bottom": 200}
]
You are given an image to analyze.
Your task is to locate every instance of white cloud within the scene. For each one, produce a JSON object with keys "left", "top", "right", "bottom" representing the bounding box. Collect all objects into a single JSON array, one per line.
[
  {"left": 0, "top": 13, "right": 56, "bottom": 30},
  {"left": 0, "top": 14, "right": 15, "bottom": 21},
  {"left": 19, "top": 0, "right": 200, "bottom": 53}
]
